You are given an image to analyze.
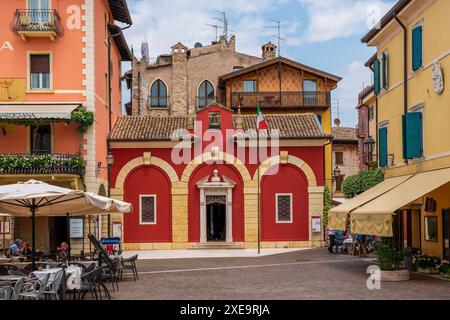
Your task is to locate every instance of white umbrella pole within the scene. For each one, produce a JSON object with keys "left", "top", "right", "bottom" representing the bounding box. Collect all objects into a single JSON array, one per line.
[
  {"left": 31, "top": 204, "right": 37, "bottom": 271},
  {"left": 2, "top": 217, "right": 5, "bottom": 257}
]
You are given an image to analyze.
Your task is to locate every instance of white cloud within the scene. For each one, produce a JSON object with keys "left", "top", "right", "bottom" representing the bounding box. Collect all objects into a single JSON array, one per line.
[
  {"left": 124, "top": 0, "right": 293, "bottom": 60},
  {"left": 332, "top": 61, "right": 373, "bottom": 127},
  {"left": 297, "top": 0, "right": 395, "bottom": 43}
]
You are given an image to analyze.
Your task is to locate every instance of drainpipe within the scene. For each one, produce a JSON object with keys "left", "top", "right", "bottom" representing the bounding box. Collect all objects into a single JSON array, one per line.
[
  {"left": 394, "top": 13, "right": 408, "bottom": 115},
  {"left": 107, "top": 23, "right": 132, "bottom": 236}
]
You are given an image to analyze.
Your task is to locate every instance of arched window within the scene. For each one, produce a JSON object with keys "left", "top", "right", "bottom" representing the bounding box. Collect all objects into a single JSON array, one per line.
[
  {"left": 197, "top": 80, "right": 215, "bottom": 109},
  {"left": 150, "top": 80, "right": 168, "bottom": 108}
]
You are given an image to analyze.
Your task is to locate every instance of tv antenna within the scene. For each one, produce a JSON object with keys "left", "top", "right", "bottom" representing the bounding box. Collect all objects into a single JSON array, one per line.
[
  {"left": 206, "top": 24, "right": 220, "bottom": 41},
  {"left": 212, "top": 10, "right": 229, "bottom": 39},
  {"left": 264, "top": 19, "right": 286, "bottom": 56}
]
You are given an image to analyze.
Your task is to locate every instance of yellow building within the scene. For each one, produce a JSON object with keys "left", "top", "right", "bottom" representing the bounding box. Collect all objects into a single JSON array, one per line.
[{"left": 330, "top": 0, "right": 450, "bottom": 260}]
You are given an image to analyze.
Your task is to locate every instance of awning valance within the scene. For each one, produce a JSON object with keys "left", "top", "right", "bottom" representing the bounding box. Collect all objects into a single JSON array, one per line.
[
  {"left": 0, "top": 103, "right": 81, "bottom": 120},
  {"left": 328, "top": 175, "right": 412, "bottom": 231},
  {"left": 351, "top": 167, "right": 450, "bottom": 236}
]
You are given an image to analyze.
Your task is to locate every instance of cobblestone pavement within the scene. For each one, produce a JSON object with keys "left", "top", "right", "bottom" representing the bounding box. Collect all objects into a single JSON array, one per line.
[{"left": 112, "top": 249, "right": 450, "bottom": 300}]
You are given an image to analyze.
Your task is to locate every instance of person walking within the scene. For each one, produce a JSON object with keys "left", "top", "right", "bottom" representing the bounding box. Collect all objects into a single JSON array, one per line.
[{"left": 328, "top": 229, "right": 336, "bottom": 254}]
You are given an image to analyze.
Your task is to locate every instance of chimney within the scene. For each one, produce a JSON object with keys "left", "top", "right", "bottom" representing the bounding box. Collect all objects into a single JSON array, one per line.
[
  {"left": 171, "top": 42, "right": 189, "bottom": 115},
  {"left": 262, "top": 42, "right": 277, "bottom": 61}
]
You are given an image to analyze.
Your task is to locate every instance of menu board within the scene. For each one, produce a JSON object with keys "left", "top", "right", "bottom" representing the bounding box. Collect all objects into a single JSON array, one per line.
[{"left": 70, "top": 218, "right": 84, "bottom": 239}]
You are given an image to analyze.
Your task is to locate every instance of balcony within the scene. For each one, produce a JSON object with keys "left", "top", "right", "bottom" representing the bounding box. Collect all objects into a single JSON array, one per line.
[
  {"left": 0, "top": 154, "right": 84, "bottom": 176},
  {"left": 11, "top": 9, "right": 64, "bottom": 41},
  {"left": 231, "top": 91, "right": 331, "bottom": 109}
]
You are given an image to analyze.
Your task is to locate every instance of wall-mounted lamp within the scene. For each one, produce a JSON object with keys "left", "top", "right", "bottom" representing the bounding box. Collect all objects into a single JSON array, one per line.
[{"left": 332, "top": 166, "right": 341, "bottom": 182}]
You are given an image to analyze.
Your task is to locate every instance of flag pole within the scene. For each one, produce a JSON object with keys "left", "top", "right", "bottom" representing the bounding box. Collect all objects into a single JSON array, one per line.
[{"left": 257, "top": 126, "right": 261, "bottom": 255}]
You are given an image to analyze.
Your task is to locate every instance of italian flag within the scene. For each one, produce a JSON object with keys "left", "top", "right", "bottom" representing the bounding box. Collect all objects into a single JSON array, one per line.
[{"left": 256, "top": 104, "right": 268, "bottom": 130}]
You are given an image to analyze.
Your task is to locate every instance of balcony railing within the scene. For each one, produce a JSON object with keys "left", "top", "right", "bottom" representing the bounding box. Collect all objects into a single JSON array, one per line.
[
  {"left": 0, "top": 153, "right": 84, "bottom": 176},
  {"left": 231, "top": 91, "right": 331, "bottom": 109},
  {"left": 11, "top": 9, "right": 64, "bottom": 40}
]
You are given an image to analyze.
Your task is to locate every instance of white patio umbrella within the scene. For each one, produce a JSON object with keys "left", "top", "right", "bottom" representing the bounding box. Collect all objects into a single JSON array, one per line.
[{"left": 0, "top": 180, "right": 132, "bottom": 269}]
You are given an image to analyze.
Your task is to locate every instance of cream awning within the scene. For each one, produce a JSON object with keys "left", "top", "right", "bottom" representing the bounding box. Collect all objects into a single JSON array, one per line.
[
  {"left": 0, "top": 103, "right": 81, "bottom": 120},
  {"left": 328, "top": 175, "right": 413, "bottom": 231},
  {"left": 352, "top": 167, "right": 450, "bottom": 236}
]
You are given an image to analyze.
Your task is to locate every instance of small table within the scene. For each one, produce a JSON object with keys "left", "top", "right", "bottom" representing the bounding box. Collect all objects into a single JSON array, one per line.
[{"left": 0, "top": 275, "right": 25, "bottom": 284}]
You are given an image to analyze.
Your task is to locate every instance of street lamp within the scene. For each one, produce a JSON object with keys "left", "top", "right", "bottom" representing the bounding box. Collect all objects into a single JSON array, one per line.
[
  {"left": 332, "top": 166, "right": 341, "bottom": 182},
  {"left": 364, "top": 136, "right": 376, "bottom": 164},
  {"left": 106, "top": 153, "right": 115, "bottom": 167}
]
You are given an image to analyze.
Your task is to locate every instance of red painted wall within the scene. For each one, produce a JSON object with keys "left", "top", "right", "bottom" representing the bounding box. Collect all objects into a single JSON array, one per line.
[
  {"left": 261, "top": 164, "right": 309, "bottom": 241},
  {"left": 123, "top": 165, "right": 172, "bottom": 243},
  {"left": 188, "top": 163, "right": 244, "bottom": 243}
]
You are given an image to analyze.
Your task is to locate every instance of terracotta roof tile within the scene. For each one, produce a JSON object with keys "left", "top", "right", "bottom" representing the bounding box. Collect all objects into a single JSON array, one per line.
[
  {"left": 332, "top": 127, "right": 358, "bottom": 141},
  {"left": 110, "top": 113, "right": 329, "bottom": 141}
]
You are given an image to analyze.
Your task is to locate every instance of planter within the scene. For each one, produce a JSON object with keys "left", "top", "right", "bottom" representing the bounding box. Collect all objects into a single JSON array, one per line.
[
  {"left": 380, "top": 269, "right": 411, "bottom": 282},
  {"left": 418, "top": 267, "right": 439, "bottom": 274}
]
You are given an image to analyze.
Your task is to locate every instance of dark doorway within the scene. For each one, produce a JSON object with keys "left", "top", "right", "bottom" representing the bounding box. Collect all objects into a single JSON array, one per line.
[
  {"left": 206, "top": 202, "right": 226, "bottom": 242},
  {"left": 443, "top": 209, "right": 450, "bottom": 261},
  {"left": 48, "top": 217, "right": 68, "bottom": 255}
]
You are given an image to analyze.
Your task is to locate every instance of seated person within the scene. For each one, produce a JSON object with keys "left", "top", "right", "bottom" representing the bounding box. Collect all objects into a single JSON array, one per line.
[
  {"left": 20, "top": 242, "right": 32, "bottom": 260},
  {"left": 57, "top": 242, "right": 69, "bottom": 261},
  {"left": 9, "top": 239, "right": 22, "bottom": 256}
]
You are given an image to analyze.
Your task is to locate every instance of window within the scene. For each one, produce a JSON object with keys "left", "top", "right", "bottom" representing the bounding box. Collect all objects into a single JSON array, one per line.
[
  {"left": 29, "top": 0, "right": 50, "bottom": 22},
  {"left": 140, "top": 195, "right": 156, "bottom": 225},
  {"left": 197, "top": 80, "right": 215, "bottom": 108},
  {"left": 335, "top": 152, "right": 344, "bottom": 165},
  {"left": 233, "top": 66, "right": 244, "bottom": 72},
  {"left": 402, "top": 112, "right": 423, "bottom": 159},
  {"left": 303, "top": 80, "right": 317, "bottom": 105},
  {"left": 30, "top": 54, "right": 50, "bottom": 90},
  {"left": 276, "top": 194, "right": 293, "bottom": 223},
  {"left": 104, "top": 14, "right": 108, "bottom": 42},
  {"left": 378, "top": 126, "right": 388, "bottom": 167},
  {"left": 30, "top": 124, "right": 51, "bottom": 154},
  {"left": 369, "top": 106, "right": 374, "bottom": 121},
  {"left": 316, "top": 114, "right": 322, "bottom": 125},
  {"left": 243, "top": 80, "right": 257, "bottom": 93},
  {"left": 412, "top": 24, "right": 423, "bottom": 72},
  {"left": 425, "top": 216, "right": 437, "bottom": 242},
  {"left": 150, "top": 80, "right": 168, "bottom": 108},
  {"left": 336, "top": 175, "right": 345, "bottom": 192},
  {"left": 208, "top": 112, "right": 221, "bottom": 129}
]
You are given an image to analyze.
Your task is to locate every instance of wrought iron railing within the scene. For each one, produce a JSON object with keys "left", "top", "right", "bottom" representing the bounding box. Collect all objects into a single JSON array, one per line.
[
  {"left": 231, "top": 91, "right": 331, "bottom": 108},
  {"left": 0, "top": 153, "right": 84, "bottom": 175},
  {"left": 11, "top": 9, "right": 64, "bottom": 37}
]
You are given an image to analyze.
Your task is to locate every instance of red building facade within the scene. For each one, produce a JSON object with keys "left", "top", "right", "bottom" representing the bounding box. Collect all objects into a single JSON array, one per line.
[{"left": 109, "top": 104, "right": 329, "bottom": 250}]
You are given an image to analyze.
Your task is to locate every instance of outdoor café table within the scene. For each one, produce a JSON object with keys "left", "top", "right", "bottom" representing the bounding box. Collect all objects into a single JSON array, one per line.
[
  {"left": 0, "top": 275, "right": 25, "bottom": 285},
  {"left": 31, "top": 268, "right": 63, "bottom": 287},
  {"left": 71, "top": 261, "right": 97, "bottom": 270}
]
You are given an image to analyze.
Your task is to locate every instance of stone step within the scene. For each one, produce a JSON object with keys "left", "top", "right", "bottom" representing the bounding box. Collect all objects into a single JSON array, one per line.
[{"left": 189, "top": 242, "right": 243, "bottom": 250}]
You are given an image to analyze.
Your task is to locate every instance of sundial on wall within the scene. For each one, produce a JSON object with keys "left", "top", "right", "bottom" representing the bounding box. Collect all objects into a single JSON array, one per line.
[{"left": 0, "top": 78, "right": 26, "bottom": 102}]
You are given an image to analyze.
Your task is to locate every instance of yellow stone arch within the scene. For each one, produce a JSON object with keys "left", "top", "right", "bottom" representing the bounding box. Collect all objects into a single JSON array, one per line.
[
  {"left": 254, "top": 154, "right": 318, "bottom": 187},
  {"left": 181, "top": 151, "right": 252, "bottom": 184},
  {"left": 112, "top": 155, "right": 180, "bottom": 198}
]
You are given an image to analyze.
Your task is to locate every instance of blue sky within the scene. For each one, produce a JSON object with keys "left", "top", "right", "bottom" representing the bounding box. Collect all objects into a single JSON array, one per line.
[{"left": 122, "top": 0, "right": 397, "bottom": 127}]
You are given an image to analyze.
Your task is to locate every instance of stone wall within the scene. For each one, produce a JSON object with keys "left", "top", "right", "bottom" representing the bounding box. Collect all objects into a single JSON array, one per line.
[{"left": 130, "top": 36, "right": 261, "bottom": 116}]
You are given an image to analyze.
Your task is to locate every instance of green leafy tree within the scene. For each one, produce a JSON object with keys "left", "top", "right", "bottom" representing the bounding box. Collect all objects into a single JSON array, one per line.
[
  {"left": 342, "top": 168, "right": 384, "bottom": 199},
  {"left": 322, "top": 185, "right": 332, "bottom": 227}
]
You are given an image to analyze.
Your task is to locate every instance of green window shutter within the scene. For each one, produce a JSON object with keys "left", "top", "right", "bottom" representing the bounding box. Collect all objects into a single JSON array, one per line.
[
  {"left": 374, "top": 59, "right": 381, "bottom": 94},
  {"left": 381, "top": 52, "right": 388, "bottom": 89},
  {"left": 403, "top": 112, "right": 423, "bottom": 159},
  {"left": 412, "top": 26, "right": 423, "bottom": 71},
  {"left": 379, "top": 127, "right": 388, "bottom": 167}
]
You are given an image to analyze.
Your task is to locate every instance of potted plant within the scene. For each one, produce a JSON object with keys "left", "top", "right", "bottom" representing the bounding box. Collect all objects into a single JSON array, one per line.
[
  {"left": 402, "top": 247, "right": 420, "bottom": 271},
  {"left": 414, "top": 254, "right": 441, "bottom": 274},
  {"left": 438, "top": 260, "right": 449, "bottom": 278},
  {"left": 374, "top": 237, "right": 410, "bottom": 282}
]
